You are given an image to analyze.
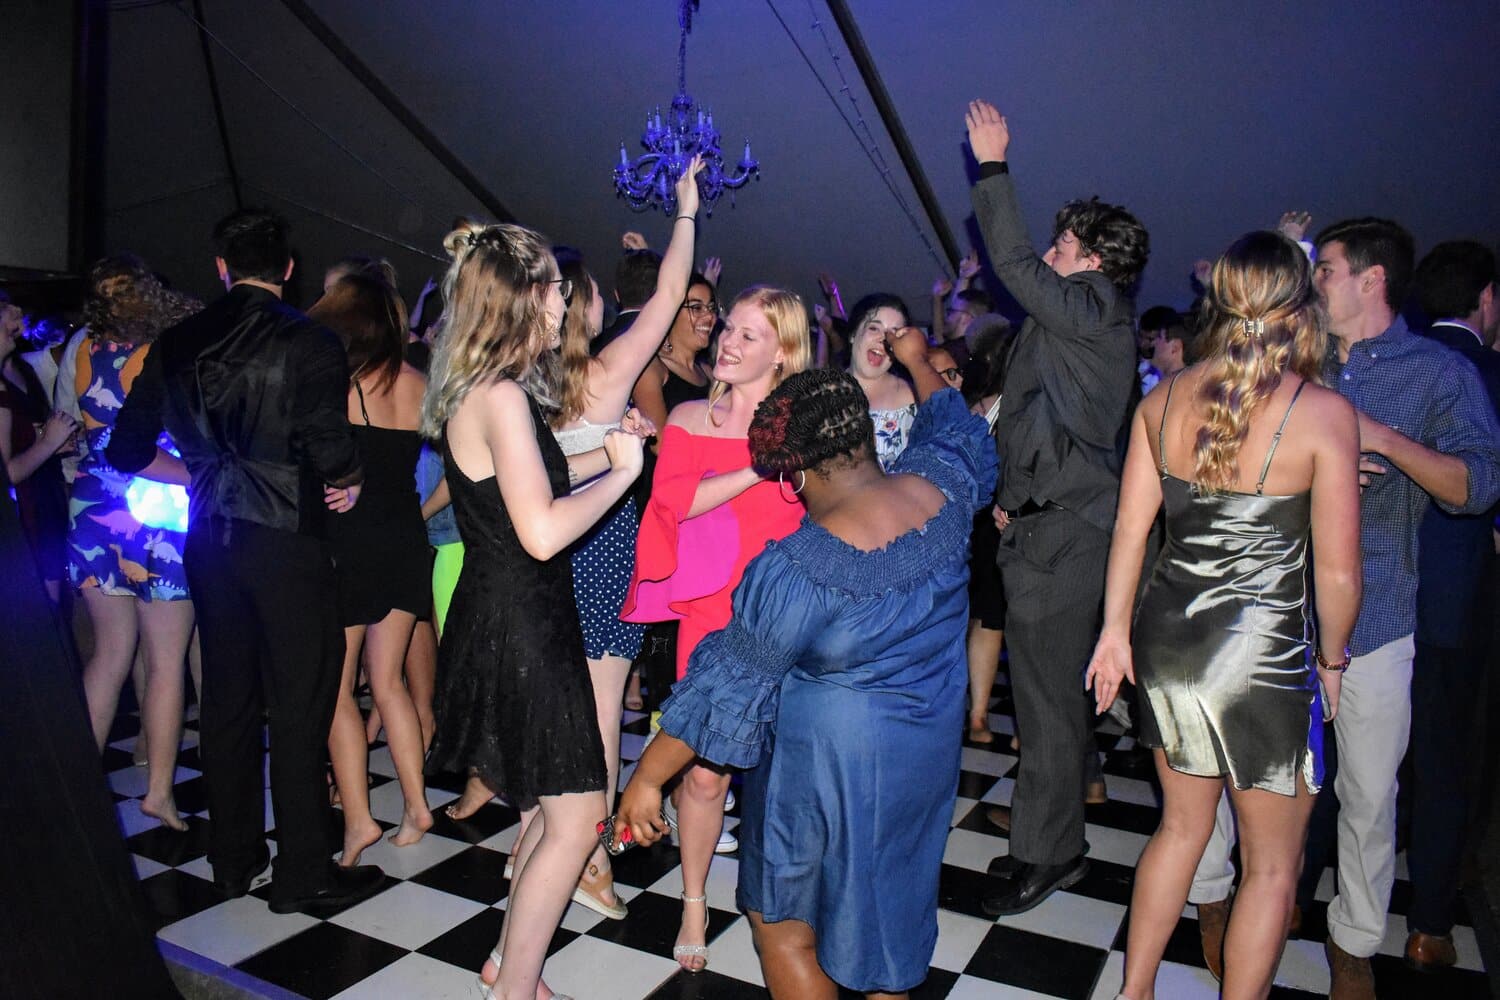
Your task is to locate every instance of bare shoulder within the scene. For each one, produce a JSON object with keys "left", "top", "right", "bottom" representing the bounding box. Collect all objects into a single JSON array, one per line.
[
  {"left": 1293, "top": 381, "right": 1357, "bottom": 440},
  {"left": 395, "top": 363, "right": 427, "bottom": 397},
  {"left": 666, "top": 397, "right": 710, "bottom": 429}
]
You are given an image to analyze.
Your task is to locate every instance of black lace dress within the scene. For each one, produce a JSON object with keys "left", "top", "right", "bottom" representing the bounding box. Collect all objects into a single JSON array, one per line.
[{"left": 425, "top": 388, "right": 606, "bottom": 807}]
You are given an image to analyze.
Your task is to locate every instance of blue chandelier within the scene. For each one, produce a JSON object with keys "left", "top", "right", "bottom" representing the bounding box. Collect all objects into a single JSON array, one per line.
[{"left": 614, "top": 0, "right": 758, "bottom": 216}]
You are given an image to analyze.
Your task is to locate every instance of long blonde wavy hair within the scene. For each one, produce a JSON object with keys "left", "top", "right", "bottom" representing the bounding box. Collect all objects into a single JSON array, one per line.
[
  {"left": 1191, "top": 231, "right": 1326, "bottom": 492},
  {"left": 706, "top": 285, "right": 812, "bottom": 425},
  {"left": 421, "top": 222, "right": 561, "bottom": 439}
]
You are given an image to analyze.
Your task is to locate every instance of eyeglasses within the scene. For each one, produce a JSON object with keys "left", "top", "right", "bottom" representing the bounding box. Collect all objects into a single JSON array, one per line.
[
  {"left": 937, "top": 367, "right": 962, "bottom": 381},
  {"left": 680, "top": 301, "right": 719, "bottom": 317},
  {"left": 547, "top": 278, "right": 573, "bottom": 302}
]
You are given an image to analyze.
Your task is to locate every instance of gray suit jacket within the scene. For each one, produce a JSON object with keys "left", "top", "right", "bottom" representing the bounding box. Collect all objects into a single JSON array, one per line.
[{"left": 971, "top": 168, "right": 1138, "bottom": 534}]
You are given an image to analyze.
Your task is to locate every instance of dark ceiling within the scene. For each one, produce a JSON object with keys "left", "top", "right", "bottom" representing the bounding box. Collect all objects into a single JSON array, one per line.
[{"left": 102, "top": 0, "right": 1500, "bottom": 319}]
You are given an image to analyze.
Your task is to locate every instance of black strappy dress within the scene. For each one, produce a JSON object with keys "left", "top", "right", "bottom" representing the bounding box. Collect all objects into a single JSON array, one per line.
[
  {"left": 1131, "top": 374, "right": 1325, "bottom": 796},
  {"left": 325, "top": 381, "right": 432, "bottom": 626}
]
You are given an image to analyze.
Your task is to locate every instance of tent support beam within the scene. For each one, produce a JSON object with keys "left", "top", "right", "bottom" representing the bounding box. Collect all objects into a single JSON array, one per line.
[
  {"left": 822, "top": 0, "right": 960, "bottom": 270},
  {"left": 192, "top": 0, "right": 243, "bottom": 210},
  {"left": 275, "top": 0, "right": 515, "bottom": 223}
]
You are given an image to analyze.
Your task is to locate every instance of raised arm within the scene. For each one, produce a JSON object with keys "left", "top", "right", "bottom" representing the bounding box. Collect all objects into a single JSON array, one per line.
[
  {"left": 965, "top": 101, "right": 1116, "bottom": 337},
  {"left": 886, "top": 325, "right": 948, "bottom": 403},
  {"left": 1085, "top": 404, "right": 1164, "bottom": 712},
  {"left": 591, "top": 159, "right": 705, "bottom": 414},
  {"left": 482, "top": 379, "right": 642, "bottom": 560}
]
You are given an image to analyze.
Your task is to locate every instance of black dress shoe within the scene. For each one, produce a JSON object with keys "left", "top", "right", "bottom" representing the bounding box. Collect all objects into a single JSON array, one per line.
[
  {"left": 268, "top": 864, "right": 386, "bottom": 917},
  {"left": 987, "top": 852, "right": 1024, "bottom": 876},
  {"left": 982, "top": 855, "right": 1089, "bottom": 916},
  {"left": 213, "top": 846, "right": 272, "bottom": 899}
]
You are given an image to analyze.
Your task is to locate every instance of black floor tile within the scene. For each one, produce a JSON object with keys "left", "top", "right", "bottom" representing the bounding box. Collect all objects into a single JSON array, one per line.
[
  {"left": 1112, "top": 908, "right": 1207, "bottom": 968},
  {"left": 646, "top": 968, "right": 768, "bottom": 999},
  {"left": 955, "top": 769, "right": 998, "bottom": 799},
  {"left": 236, "top": 921, "right": 407, "bottom": 1000},
  {"left": 126, "top": 813, "right": 212, "bottom": 866},
  {"left": 417, "top": 906, "right": 578, "bottom": 967},
  {"left": 835, "top": 966, "right": 959, "bottom": 998},
  {"left": 964, "top": 922, "right": 1108, "bottom": 999},
  {"left": 1068, "top": 856, "right": 1137, "bottom": 907},
  {"left": 610, "top": 838, "right": 686, "bottom": 890},
  {"left": 136, "top": 868, "right": 224, "bottom": 931},
  {"left": 171, "top": 775, "right": 211, "bottom": 815},
  {"left": 585, "top": 889, "right": 736, "bottom": 956},
  {"left": 937, "top": 862, "right": 1000, "bottom": 920},
  {"left": 101, "top": 745, "right": 135, "bottom": 772},
  {"left": 1083, "top": 798, "right": 1161, "bottom": 836},
  {"left": 1369, "top": 952, "right": 1490, "bottom": 998},
  {"left": 951, "top": 801, "right": 1003, "bottom": 836},
  {"left": 425, "top": 768, "right": 474, "bottom": 795},
  {"left": 408, "top": 844, "right": 511, "bottom": 905}
]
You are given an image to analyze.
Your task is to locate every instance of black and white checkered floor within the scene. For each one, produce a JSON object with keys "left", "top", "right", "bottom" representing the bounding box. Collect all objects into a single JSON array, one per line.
[{"left": 107, "top": 688, "right": 1490, "bottom": 999}]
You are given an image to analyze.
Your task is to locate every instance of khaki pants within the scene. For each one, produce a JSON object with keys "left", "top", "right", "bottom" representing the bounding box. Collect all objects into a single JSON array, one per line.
[{"left": 1187, "top": 634, "right": 1414, "bottom": 958}]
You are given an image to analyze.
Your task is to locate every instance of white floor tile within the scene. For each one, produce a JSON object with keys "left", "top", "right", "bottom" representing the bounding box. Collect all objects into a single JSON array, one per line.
[
  {"left": 131, "top": 853, "right": 169, "bottom": 879},
  {"left": 979, "top": 775, "right": 1016, "bottom": 806},
  {"left": 542, "top": 935, "right": 683, "bottom": 1000},
  {"left": 476, "top": 823, "right": 522, "bottom": 855},
  {"left": 620, "top": 732, "right": 648, "bottom": 761},
  {"left": 350, "top": 829, "right": 471, "bottom": 879},
  {"left": 366, "top": 779, "right": 454, "bottom": 825},
  {"left": 952, "top": 796, "right": 978, "bottom": 826},
  {"left": 179, "top": 840, "right": 277, "bottom": 887},
  {"left": 330, "top": 951, "right": 479, "bottom": 1000},
  {"left": 962, "top": 746, "right": 1017, "bottom": 776},
  {"left": 931, "top": 908, "right": 996, "bottom": 972},
  {"left": 366, "top": 744, "right": 397, "bottom": 778},
  {"left": 1376, "top": 912, "right": 1485, "bottom": 971},
  {"left": 644, "top": 856, "right": 738, "bottom": 912},
  {"left": 1081, "top": 823, "right": 1149, "bottom": 868},
  {"left": 1087, "top": 951, "right": 1126, "bottom": 1000},
  {"left": 1100, "top": 774, "right": 1159, "bottom": 809},
  {"left": 943, "top": 827, "right": 1006, "bottom": 873},
  {"left": 1148, "top": 958, "right": 1221, "bottom": 997},
  {"left": 692, "top": 912, "right": 766, "bottom": 987},
  {"left": 156, "top": 895, "right": 317, "bottom": 967},
  {"left": 946, "top": 974, "right": 1060, "bottom": 998},
  {"left": 331, "top": 880, "right": 487, "bottom": 949},
  {"left": 116, "top": 800, "right": 164, "bottom": 837},
  {"left": 1275, "top": 935, "right": 1332, "bottom": 993},
  {"left": 995, "top": 890, "right": 1127, "bottom": 952}
]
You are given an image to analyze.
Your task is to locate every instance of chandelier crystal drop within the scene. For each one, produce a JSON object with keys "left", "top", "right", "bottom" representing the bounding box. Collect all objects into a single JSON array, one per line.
[{"left": 614, "top": 0, "right": 759, "bottom": 216}]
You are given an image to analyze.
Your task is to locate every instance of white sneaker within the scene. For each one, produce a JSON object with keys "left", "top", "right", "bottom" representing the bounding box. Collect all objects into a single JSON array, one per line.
[
  {"left": 661, "top": 800, "right": 738, "bottom": 853},
  {"left": 724, "top": 788, "right": 736, "bottom": 811}
]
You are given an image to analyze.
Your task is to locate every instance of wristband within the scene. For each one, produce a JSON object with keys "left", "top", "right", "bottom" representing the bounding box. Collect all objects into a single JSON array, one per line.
[{"left": 1315, "top": 647, "right": 1351, "bottom": 672}]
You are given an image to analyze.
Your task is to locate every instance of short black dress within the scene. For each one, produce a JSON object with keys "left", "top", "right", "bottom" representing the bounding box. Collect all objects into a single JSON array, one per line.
[
  {"left": 326, "top": 383, "right": 432, "bottom": 626},
  {"left": 426, "top": 386, "right": 607, "bottom": 807}
]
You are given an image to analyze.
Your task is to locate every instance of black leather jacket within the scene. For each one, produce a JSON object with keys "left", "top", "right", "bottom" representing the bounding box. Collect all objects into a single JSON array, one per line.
[{"left": 108, "top": 284, "right": 362, "bottom": 536}]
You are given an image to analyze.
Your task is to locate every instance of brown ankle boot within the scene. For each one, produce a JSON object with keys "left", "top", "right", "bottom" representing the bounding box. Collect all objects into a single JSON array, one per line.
[
  {"left": 1196, "top": 896, "right": 1230, "bottom": 981},
  {"left": 1326, "top": 936, "right": 1376, "bottom": 1000},
  {"left": 1404, "top": 930, "right": 1457, "bottom": 971}
]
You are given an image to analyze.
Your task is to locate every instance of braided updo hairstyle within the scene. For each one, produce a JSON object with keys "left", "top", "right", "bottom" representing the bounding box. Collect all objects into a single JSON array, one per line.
[
  {"left": 749, "top": 369, "right": 875, "bottom": 475},
  {"left": 1191, "top": 230, "right": 1326, "bottom": 492}
]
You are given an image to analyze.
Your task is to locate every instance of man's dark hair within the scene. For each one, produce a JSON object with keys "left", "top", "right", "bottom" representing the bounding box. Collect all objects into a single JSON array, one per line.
[
  {"left": 212, "top": 209, "right": 291, "bottom": 284},
  {"left": 749, "top": 368, "right": 875, "bottom": 474},
  {"left": 614, "top": 249, "right": 663, "bottom": 309},
  {"left": 1054, "top": 197, "right": 1150, "bottom": 292},
  {"left": 1313, "top": 217, "right": 1415, "bottom": 311},
  {"left": 1138, "top": 305, "right": 1182, "bottom": 333},
  {"left": 953, "top": 288, "right": 993, "bottom": 314},
  {"left": 1413, "top": 240, "right": 1497, "bottom": 321}
]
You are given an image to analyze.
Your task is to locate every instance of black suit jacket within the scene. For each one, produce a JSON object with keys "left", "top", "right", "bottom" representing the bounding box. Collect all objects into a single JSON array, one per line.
[
  {"left": 108, "top": 284, "right": 362, "bottom": 536},
  {"left": 971, "top": 166, "right": 1138, "bottom": 534},
  {"left": 591, "top": 308, "right": 640, "bottom": 356},
  {"left": 1415, "top": 321, "right": 1500, "bottom": 646}
]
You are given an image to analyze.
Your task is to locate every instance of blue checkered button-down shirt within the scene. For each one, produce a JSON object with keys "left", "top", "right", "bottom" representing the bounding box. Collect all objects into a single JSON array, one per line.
[{"left": 1323, "top": 316, "right": 1500, "bottom": 655}]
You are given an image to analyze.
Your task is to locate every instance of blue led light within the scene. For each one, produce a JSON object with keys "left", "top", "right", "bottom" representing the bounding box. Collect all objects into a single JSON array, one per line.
[{"left": 125, "top": 478, "right": 189, "bottom": 532}]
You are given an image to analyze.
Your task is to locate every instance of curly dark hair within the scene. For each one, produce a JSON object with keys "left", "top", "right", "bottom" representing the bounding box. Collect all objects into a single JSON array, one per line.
[
  {"left": 83, "top": 255, "right": 201, "bottom": 345},
  {"left": 749, "top": 369, "right": 875, "bottom": 476},
  {"left": 1053, "top": 197, "right": 1150, "bottom": 291}
]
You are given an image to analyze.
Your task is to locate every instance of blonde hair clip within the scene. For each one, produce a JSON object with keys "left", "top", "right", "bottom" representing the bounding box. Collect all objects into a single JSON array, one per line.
[{"left": 1242, "top": 317, "right": 1265, "bottom": 337}]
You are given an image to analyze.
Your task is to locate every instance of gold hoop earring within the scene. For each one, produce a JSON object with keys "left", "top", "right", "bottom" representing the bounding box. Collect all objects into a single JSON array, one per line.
[{"left": 778, "top": 470, "right": 806, "bottom": 498}]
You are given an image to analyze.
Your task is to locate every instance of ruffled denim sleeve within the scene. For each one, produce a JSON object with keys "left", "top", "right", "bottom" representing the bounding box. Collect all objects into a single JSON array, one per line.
[
  {"left": 891, "top": 388, "right": 998, "bottom": 511},
  {"left": 657, "top": 546, "right": 816, "bottom": 768}
]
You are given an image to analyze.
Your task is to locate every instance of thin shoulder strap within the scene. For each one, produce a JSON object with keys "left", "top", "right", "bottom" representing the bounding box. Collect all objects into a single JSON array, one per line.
[
  {"left": 352, "top": 376, "right": 372, "bottom": 425},
  {"left": 1157, "top": 371, "right": 1184, "bottom": 476},
  {"left": 1254, "top": 380, "right": 1308, "bottom": 495}
]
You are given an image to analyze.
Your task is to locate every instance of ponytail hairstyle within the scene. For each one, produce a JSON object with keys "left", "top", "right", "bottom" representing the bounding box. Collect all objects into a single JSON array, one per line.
[
  {"left": 749, "top": 368, "right": 875, "bottom": 475},
  {"left": 553, "top": 252, "right": 599, "bottom": 427},
  {"left": 706, "top": 284, "right": 812, "bottom": 425},
  {"left": 421, "top": 221, "right": 561, "bottom": 438},
  {"left": 1191, "top": 231, "right": 1326, "bottom": 492}
]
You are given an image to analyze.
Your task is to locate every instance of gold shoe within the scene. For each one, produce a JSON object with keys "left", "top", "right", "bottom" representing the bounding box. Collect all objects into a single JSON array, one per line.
[{"left": 573, "top": 862, "right": 628, "bottom": 920}]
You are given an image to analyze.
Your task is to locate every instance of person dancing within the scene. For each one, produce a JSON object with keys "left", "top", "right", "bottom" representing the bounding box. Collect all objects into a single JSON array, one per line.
[
  {"left": 1084, "top": 231, "right": 1361, "bottom": 1000},
  {"left": 309, "top": 273, "right": 434, "bottom": 864},
  {"left": 614, "top": 329, "right": 996, "bottom": 999},
  {"left": 421, "top": 221, "right": 644, "bottom": 1000},
  {"left": 621, "top": 284, "right": 810, "bottom": 972}
]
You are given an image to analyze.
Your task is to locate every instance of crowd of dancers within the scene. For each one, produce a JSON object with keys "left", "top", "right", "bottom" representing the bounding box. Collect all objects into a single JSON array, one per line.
[{"left": 3, "top": 99, "right": 1499, "bottom": 1000}]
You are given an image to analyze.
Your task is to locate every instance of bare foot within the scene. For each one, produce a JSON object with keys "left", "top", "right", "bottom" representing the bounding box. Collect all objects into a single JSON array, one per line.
[
  {"left": 140, "top": 796, "right": 188, "bottom": 832},
  {"left": 340, "top": 816, "right": 383, "bottom": 867},
  {"left": 1009, "top": 733, "right": 1021, "bottom": 752},
  {"left": 390, "top": 805, "right": 434, "bottom": 847},
  {"left": 967, "top": 721, "right": 995, "bottom": 744},
  {"left": 444, "top": 775, "right": 494, "bottom": 821}
]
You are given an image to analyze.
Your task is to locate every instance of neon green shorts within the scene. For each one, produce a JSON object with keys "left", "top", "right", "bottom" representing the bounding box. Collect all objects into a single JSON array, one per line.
[{"left": 431, "top": 541, "right": 464, "bottom": 636}]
